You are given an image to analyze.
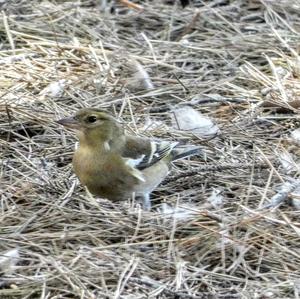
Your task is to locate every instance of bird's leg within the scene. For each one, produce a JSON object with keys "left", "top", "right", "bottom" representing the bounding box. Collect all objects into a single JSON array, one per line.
[{"left": 140, "top": 193, "right": 151, "bottom": 211}]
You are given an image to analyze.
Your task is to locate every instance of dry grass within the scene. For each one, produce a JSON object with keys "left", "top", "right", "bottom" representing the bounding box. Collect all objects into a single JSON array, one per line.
[{"left": 1, "top": 0, "right": 300, "bottom": 298}]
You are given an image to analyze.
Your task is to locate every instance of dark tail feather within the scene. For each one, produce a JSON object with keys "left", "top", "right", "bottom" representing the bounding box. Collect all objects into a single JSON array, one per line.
[{"left": 172, "top": 146, "right": 203, "bottom": 161}]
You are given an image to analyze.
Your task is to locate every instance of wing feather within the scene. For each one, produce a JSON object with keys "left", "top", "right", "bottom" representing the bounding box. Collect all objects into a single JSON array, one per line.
[{"left": 123, "top": 139, "right": 178, "bottom": 171}]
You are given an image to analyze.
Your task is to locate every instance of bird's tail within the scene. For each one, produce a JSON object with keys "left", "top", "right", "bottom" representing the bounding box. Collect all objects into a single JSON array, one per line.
[{"left": 171, "top": 146, "right": 203, "bottom": 161}]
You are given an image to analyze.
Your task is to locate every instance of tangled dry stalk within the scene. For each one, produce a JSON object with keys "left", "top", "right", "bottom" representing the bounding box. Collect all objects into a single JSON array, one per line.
[{"left": 1, "top": 0, "right": 300, "bottom": 298}]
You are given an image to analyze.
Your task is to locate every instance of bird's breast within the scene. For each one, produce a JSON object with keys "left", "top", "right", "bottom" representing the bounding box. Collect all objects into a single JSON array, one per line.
[
  {"left": 72, "top": 147, "right": 139, "bottom": 200},
  {"left": 73, "top": 147, "right": 110, "bottom": 184}
]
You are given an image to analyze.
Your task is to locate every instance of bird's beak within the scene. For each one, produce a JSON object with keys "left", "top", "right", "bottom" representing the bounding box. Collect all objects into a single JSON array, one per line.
[{"left": 56, "top": 117, "right": 81, "bottom": 129}]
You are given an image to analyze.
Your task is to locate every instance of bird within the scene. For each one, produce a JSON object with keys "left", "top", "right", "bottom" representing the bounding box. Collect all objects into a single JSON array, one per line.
[{"left": 57, "top": 108, "right": 202, "bottom": 210}]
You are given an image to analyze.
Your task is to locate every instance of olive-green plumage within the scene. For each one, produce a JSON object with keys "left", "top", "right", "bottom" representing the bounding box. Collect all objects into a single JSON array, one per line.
[{"left": 57, "top": 108, "right": 201, "bottom": 210}]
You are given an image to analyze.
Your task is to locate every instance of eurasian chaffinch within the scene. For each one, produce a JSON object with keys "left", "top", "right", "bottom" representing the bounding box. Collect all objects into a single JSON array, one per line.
[{"left": 57, "top": 108, "right": 201, "bottom": 210}]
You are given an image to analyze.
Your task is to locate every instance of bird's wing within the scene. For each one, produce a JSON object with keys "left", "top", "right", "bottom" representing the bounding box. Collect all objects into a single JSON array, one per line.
[
  {"left": 123, "top": 155, "right": 146, "bottom": 182},
  {"left": 123, "top": 136, "right": 178, "bottom": 170},
  {"left": 137, "top": 140, "right": 178, "bottom": 170}
]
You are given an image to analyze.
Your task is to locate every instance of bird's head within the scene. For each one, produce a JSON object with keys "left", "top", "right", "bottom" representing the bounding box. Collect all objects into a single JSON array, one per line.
[{"left": 57, "top": 108, "right": 123, "bottom": 144}]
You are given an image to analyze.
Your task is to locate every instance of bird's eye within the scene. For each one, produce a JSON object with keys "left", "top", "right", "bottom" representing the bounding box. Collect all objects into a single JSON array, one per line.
[{"left": 86, "top": 115, "right": 97, "bottom": 123}]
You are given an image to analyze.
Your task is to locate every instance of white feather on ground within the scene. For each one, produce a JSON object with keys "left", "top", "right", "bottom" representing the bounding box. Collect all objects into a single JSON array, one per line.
[
  {"left": 216, "top": 224, "right": 233, "bottom": 248},
  {"left": 207, "top": 188, "right": 224, "bottom": 209},
  {"left": 0, "top": 54, "right": 30, "bottom": 64},
  {"left": 290, "top": 182, "right": 300, "bottom": 210},
  {"left": 171, "top": 106, "right": 219, "bottom": 137},
  {"left": 141, "top": 116, "right": 164, "bottom": 131},
  {"left": 159, "top": 203, "right": 197, "bottom": 221},
  {"left": 278, "top": 151, "right": 300, "bottom": 173},
  {"left": 39, "top": 79, "right": 67, "bottom": 98},
  {"left": 262, "top": 180, "right": 300, "bottom": 209},
  {"left": 0, "top": 248, "right": 20, "bottom": 275},
  {"left": 290, "top": 128, "right": 300, "bottom": 144},
  {"left": 127, "top": 60, "right": 154, "bottom": 90}
]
